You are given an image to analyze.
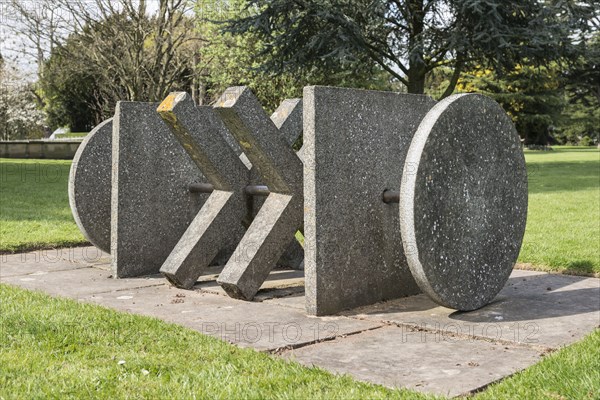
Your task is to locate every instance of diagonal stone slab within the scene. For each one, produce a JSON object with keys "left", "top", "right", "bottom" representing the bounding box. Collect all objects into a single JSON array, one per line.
[
  {"left": 157, "top": 92, "right": 304, "bottom": 290},
  {"left": 111, "top": 102, "right": 208, "bottom": 277},
  {"left": 250, "top": 97, "right": 305, "bottom": 271},
  {"left": 214, "top": 87, "right": 303, "bottom": 300},
  {"left": 271, "top": 98, "right": 303, "bottom": 146},
  {"left": 157, "top": 93, "right": 250, "bottom": 289},
  {"left": 216, "top": 87, "right": 303, "bottom": 193}
]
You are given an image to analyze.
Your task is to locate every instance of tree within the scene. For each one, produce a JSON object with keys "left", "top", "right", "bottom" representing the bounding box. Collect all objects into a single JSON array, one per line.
[
  {"left": 40, "top": 36, "right": 105, "bottom": 131},
  {"left": 226, "top": 0, "right": 594, "bottom": 96},
  {"left": 9, "top": 0, "right": 204, "bottom": 128},
  {"left": 197, "top": 0, "right": 391, "bottom": 112},
  {"left": 0, "top": 61, "right": 46, "bottom": 140},
  {"left": 451, "top": 65, "right": 564, "bottom": 145},
  {"left": 559, "top": 31, "right": 600, "bottom": 145},
  {"left": 55, "top": 0, "right": 202, "bottom": 103},
  {"left": 4, "top": 0, "right": 66, "bottom": 78}
]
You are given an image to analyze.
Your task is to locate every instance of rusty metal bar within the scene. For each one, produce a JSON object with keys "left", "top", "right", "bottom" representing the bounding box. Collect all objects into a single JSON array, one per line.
[
  {"left": 192, "top": 184, "right": 400, "bottom": 203},
  {"left": 189, "top": 183, "right": 271, "bottom": 197},
  {"left": 382, "top": 190, "right": 400, "bottom": 204},
  {"left": 188, "top": 182, "right": 215, "bottom": 194},
  {"left": 243, "top": 185, "right": 270, "bottom": 196}
]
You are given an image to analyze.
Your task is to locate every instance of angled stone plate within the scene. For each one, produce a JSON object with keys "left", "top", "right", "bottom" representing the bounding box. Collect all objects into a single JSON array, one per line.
[
  {"left": 214, "top": 87, "right": 304, "bottom": 300},
  {"left": 399, "top": 94, "right": 528, "bottom": 311},
  {"left": 68, "top": 118, "right": 113, "bottom": 253},
  {"left": 157, "top": 92, "right": 305, "bottom": 289},
  {"left": 156, "top": 93, "right": 250, "bottom": 289}
]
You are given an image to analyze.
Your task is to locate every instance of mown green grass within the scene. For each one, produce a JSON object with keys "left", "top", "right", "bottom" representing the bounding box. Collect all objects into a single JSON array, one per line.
[
  {"left": 0, "top": 284, "right": 433, "bottom": 400},
  {"left": 475, "top": 329, "right": 600, "bottom": 399},
  {"left": 1, "top": 284, "right": 598, "bottom": 399},
  {"left": 0, "top": 159, "right": 86, "bottom": 252},
  {"left": 53, "top": 132, "right": 89, "bottom": 139},
  {"left": 519, "top": 147, "right": 600, "bottom": 274}
]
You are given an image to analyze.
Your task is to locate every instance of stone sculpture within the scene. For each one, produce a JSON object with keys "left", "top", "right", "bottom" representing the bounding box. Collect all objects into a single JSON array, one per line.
[{"left": 69, "top": 86, "right": 527, "bottom": 316}]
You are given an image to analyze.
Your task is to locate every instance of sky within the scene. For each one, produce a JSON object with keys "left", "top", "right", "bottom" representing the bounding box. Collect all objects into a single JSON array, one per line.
[{"left": 0, "top": 0, "right": 163, "bottom": 82}]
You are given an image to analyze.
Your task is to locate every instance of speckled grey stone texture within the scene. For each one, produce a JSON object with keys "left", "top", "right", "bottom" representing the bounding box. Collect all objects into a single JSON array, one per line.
[
  {"left": 399, "top": 94, "right": 528, "bottom": 311},
  {"left": 157, "top": 93, "right": 303, "bottom": 290},
  {"left": 68, "top": 118, "right": 113, "bottom": 253},
  {"left": 111, "top": 102, "right": 207, "bottom": 278},
  {"left": 254, "top": 97, "right": 305, "bottom": 271},
  {"left": 215, "top": 87, "right": 304, "bottom": 300},
  {"left": 271, "top": 98, "right": 303, "bottom": 146},
  {"left": 303, "top": 86, "right": 436, "bottom": 316},
  {"left": 157, "top": 93, "right": 250, "bottom": 288}
]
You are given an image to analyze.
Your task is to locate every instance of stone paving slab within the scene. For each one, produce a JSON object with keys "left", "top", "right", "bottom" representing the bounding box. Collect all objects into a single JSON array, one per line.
[
  {"left": 282, "top": 325, "right": 542, "bottom": 397},
  {"left": 1, "top": 267, "right": 164, "bottom": 297},
  {"left": 82, "top": 284, "right": 382, "bottom": 351},
  {"left": 263, "top": 291, "right": 306, "bottom": 310},
  {"left": 1, "top": 246, "right": 110, "bottom": 277},
  {"left": 2, "top": 247, "right": 599, "bottom": 397},
  {"left": 341, "top": 270, "right": 600, "bottom": 349}
]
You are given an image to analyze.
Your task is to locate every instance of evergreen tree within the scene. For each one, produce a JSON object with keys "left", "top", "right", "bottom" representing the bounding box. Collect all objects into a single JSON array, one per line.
[
  {"left": 197, "top": 0, "right": 391, "bottom": 112},
  {"left": 224, "top": 0, "right": 592, "bottom": 96},
  {"left": 454, "top": 65, "right": 564, "bottom": 145}
]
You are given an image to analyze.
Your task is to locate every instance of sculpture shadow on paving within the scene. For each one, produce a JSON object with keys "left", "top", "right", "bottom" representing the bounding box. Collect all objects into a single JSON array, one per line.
[{"left": 450, "top": 274, "right": 600, "bottom": 323}]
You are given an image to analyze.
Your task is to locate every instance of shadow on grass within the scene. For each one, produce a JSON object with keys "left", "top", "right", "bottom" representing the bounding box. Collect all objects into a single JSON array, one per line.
[
  {"left": 527, "top": 160, "right": 600, "bottom": 194},
  {"left": 564, "top": 260, "right": 598, "bottom": 276}
]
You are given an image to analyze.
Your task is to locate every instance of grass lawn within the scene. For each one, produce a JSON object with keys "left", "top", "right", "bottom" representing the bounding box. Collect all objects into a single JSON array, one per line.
[
  {"left": 0, "top": 159, "right": 86, "bottom": 252},
  {"left": 1, "top": 284, "right": 598, "bottom": 399},
  {"left": 0, "top": 284, "right": 433, "bottom": 400},
  {"left": 54, "top": 132, "right": 89, "bottom": 139},
  {"left": 475, "top": 328, "right": 600, "bottom": 400},
  {"left": 519, "top": 147, "right": 600, "bottom": 275}
]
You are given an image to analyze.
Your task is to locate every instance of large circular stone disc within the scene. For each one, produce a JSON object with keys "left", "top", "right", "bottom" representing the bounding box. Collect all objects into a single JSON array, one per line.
[
  {"left": 399, "top": 94, "right": 527, "bottom": 311},
  {"left": 68, "top": 118, "right": 112, "bottom": 253}
]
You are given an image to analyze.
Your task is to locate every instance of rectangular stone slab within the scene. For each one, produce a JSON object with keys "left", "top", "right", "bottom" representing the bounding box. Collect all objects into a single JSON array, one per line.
[
  {"left": 111, "top": 102, "right": 207, "bottom": 277},
  {"left": 1, "top": 268, "right": 165, "bottom": 298},
  {"left": 283, "top": 325, "right": 542, "bottom": 397},
  {"left": 342, "top": 269, "right": 600, "bottom": 349},
  {"left": 303, "top": 86, "right": 436, "bottom": 315},
  {"left": 80, "top": 284, "right": 383, "bottom": 351}
]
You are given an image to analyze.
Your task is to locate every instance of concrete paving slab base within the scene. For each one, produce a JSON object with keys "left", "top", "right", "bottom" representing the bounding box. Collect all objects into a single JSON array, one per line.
[{"left": 1, "top": 247, "right": 598, "bottom": 397}]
